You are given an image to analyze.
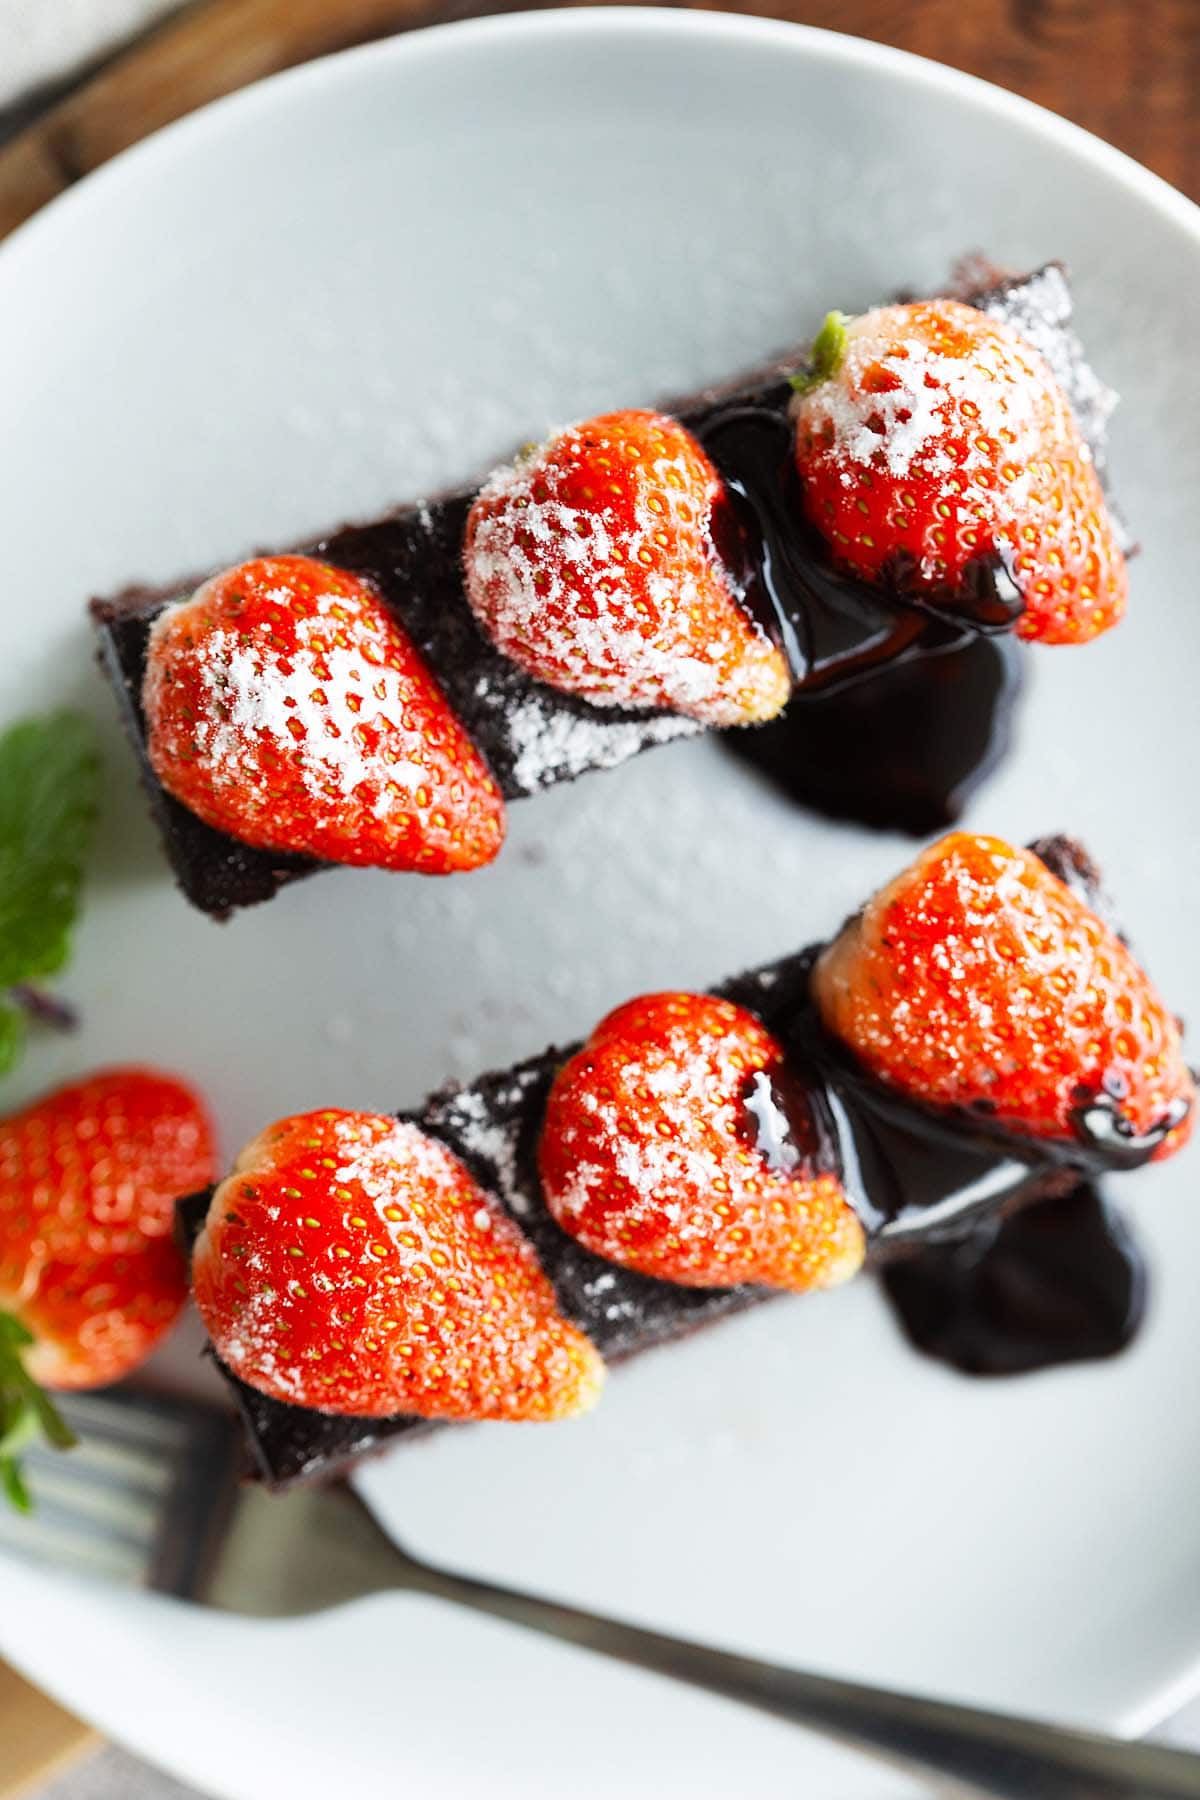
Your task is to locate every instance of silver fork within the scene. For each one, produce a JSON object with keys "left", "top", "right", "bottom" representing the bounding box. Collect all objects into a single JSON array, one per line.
[{"left": 3, "top": 1388, "right": 1199, "bottom": 1800}]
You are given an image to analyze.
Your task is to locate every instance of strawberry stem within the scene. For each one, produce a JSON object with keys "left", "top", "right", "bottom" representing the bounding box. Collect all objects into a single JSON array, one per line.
[
  {"left": 789, "top": 311, "right": 850, "bottom": 395},
  {"left": 7, "top": 985, "right": 79, "bottom": 1033},
  {"left": 0, "top": 1313, "right": 77, "bottom": 1513}
]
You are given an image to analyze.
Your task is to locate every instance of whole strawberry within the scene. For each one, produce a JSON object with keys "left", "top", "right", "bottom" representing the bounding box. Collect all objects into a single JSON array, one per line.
[
  {"left": 0, "top": 1067, "right": 216, "bottom": 1509},
  {"left": 193, "top": 1110, "right": 604, "bottom": 1421},
  {"left": 464, "top": 409, "right": 790, "bottom": 725},
  {"left": 538, "top": 992, "right": 865, "bottom": 1289},
  {"left": 144, "top": 555, "right": 505, "bottom": 873},
  {"left": 814, "top": 833, "right": 1194, "bottom": 1158},
  {"left": 792, "top": 302, "right": 1127, "bottom": 645}
]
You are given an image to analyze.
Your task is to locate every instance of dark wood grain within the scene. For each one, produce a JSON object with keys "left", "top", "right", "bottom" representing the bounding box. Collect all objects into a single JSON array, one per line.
[
  {"left": 695, "top": 0, "right": 1200, "bottom": 198},
  {"left": 439, "top": 0, "right": 1200, "bottom": 198},
  {"left": 0, "top": 0, "right": 1196, "bottom": 242}
]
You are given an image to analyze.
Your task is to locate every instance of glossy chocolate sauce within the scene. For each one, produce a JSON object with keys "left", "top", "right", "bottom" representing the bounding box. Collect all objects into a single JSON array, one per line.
[
  {"left": 695, "top": 395, "right": 1024, "bottom": 692},
  {"left": 724, "top": 634, "right": 1023, "bottom": 836},
  {"left": 693, "top": 255, "right": 1134, "bottom": 836},
  {"left": 742, "top": 922, "right": 1169, "bottom": 1378},
  {"left": 677, "top": 288, "right": 1038, "bottom": 838},
  {"left": 880, "top": 1185, "right": 1146, "bottom": 1375},
  {"left": 788, "top": 1014, "right": 1154, "bottom": 1378},
  {"left": 690, "top": 370, "right": 1030, "bottom": 836}
]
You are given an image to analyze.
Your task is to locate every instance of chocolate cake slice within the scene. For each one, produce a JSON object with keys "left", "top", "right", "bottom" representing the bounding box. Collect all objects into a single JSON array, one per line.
[
  {"left": 178, "top": 854, "right": 1164, "bottom": 1490},
  {"left": 176, "top": 966, "right": 810, "bottom": 1487},
  {"left": 93, "top": 265, "right": 1121, "bottom": 918}
]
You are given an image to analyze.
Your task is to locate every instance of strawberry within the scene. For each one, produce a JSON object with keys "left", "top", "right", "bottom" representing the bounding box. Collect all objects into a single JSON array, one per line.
[
  {"left": 0, "top": 1067, "right": 216, "bottom": 1510},
  {"left": 463, "top": 409, "right": 790, "bottom": 725},
  {"left": 144, "top": 555, "right": 505, "bottom": 873},
  {"left": 193, "top": 1110, "right": 604, "bottom": 1421},
  {"left": 791, "top": 302, "right": 1127, "bottom": 645},
  {"left": 814, "top": 833, "right": 1194, "bottom": 1158},
  {"left": 538, "top": 993, "right": 865, "bottom": 1290}
]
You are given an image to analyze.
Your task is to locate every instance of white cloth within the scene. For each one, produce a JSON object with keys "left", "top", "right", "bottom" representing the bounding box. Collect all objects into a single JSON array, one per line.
[{"left": 0, "top": 0, "right": 180, "bottom": 109}]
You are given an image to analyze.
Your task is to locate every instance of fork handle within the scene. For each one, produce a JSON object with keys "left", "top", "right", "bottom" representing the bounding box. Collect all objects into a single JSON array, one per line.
[{"left": 409, "top": 1561, "right": 1200, "bottom": 1799}]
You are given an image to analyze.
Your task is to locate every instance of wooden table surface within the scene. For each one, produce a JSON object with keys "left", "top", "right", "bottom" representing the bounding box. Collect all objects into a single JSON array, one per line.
[
  {"left": 0, "top": 0, "right": 1196, "bottom": 241},
  {"left": 0, "top": 0, "right": 1194, "bottom": 1793}
]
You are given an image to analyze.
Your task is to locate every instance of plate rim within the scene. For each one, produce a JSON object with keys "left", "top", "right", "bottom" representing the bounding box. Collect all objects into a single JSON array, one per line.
[{"left": 3, "top": 4, "right": 1199, "bottom": 288}]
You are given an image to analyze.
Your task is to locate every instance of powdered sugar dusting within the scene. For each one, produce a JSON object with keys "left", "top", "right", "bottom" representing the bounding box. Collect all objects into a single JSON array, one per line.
[
  {"left": 505, "top": 691, "right": 698, "bottom": 792},
  {"left": 792, "top": 303, "right": 1050, "bottom": 493},
  {"left": 463, "top": 414, "right": 788, "bottom": 727},
  {"left": 150, "top": 572, "right": 422, "bottom": 817},
  {"left": 788, "top": 297, "right": 1123, "bottom": 623},
  {"left": 143, "top": 555, "right": 505, "bottom": 871},
  {"left": 548, "top": 1008, "right": 763, "bottom": 1248},
  {"left": 426, "top": 1084, "right": 530, "bottom": 1215},
  {"left": 539, "top": 996, "right": 864, "bottom": 1290},
  {"left": 549, "top": 1021, "right": 751, "bottom": 1241},
  {"left": 199, "top": 1110, "right": 601, "bottom": 1420},
  {"left": 974, "top": 264, "right": 1117, "bottom": 469}
]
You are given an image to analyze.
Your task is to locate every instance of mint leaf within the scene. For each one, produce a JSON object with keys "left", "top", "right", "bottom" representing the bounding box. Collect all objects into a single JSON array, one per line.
[
  {"left": 0, "top": 1313, "right": 77, "bottom": 1512},
  {"left": 1, "top": 1458, "right": 31, "bottom": 1513},
  {"left": 0, "top": 712, "right": 100, "bottom": 990},
  {"left": 0, "top": 1001, "right": 23, "bottom": 1077}
]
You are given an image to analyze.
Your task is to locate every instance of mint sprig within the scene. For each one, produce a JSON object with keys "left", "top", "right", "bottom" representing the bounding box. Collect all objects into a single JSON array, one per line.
[
  {"left": 0, "top": 711, "right": 99, "bottom": 1071},
  {"left": 0, "top": 1316, "right": 77, "bottom": 1513},
  {"left": 789, "top": 310, "right": 850, "bottom": 396},
  {"left": 0, "top": 710, "right": 99, "bottom": 1507},
  {"left": 0, "top": 1000, "right": 23, "bottom": 1079}
]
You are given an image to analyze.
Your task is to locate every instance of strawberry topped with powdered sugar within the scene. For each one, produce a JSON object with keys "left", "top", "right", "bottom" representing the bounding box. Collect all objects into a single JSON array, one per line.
[
  {"left": 463, "top": 409, "right": 790, "bottom": 725},
  {"left": 538, "top": 992, "right": 865, "bottom": 1291},
  {"left": 144, "top": 555, "right": 505, "bottom": 874},
  {"left": 813, "top": 833, "right": 1194, "bottom": 1155},
  {"left": 193, "top": 1109, "right": 604, "bottom": 1421},
  {"left": 791, "top": 300, "right": 1127, "bottom": 643}
]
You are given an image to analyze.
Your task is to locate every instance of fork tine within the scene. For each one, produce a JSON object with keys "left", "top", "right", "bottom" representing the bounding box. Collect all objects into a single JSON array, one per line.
[
  {"left": 0, "top": 1385, "right": 409, "bottom": 1618},
  {"left": 0, "top": 1386, "right": 245, "bottom": 1598}
]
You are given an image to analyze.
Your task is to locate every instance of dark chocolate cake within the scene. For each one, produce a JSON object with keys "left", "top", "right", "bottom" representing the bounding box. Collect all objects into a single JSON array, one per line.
[
  {"left": 94, "top": 265, "right": 1120, "bottom": 917},
  {"left": 178, "top": 854, "right": 1161, "bottom": 1489}
]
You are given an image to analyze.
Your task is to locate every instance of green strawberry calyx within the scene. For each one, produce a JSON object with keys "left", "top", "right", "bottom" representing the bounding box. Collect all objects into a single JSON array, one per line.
[{"left": 789, "top": 311, "right": 850, "bottom": 396}]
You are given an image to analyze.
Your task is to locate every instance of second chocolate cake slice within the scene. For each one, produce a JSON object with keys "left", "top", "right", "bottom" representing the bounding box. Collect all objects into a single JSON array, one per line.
[{"left": 178, "top": 829, "right": 1183, "bottom": 1490}]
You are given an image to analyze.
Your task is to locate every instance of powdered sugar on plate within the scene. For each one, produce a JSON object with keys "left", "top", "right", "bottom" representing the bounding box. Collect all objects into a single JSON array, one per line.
[{"left": 504, "top": 689, "right": 698, "bottom": 792}]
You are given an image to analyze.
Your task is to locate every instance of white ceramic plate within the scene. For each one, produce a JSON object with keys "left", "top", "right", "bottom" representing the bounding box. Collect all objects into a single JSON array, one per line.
[{"left": 2, "top": 12, "right": 1200, "bottom": 1796}]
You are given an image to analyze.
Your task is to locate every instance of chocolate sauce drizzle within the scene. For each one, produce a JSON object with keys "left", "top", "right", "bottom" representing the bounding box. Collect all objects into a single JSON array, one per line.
[
  {"left": 690, "top": 363, "right": 1035, "bottom": 835},
  {"left": 798, "top": 1040, "right": 1156, "bottom": 1378},
  {"left": 738, "top": 1065, "right": 826, "bottom": 1175},
  {"left": 754, "top": 931, "right": 1171, "bottom": 1377},
  {"left": 724, "top": 632, "right": 1023, "bottom": 836},
  {"left": 880, "top": 1185, "right": 1146, "bottom": 1376},
  {"left": 701, "top": 256, "right": 1133, "bottom": 835},
  {"left": 696, "top": 388, "right": 1029, "bottom": 835},
  {"left": 695, "top": 395, "right": 1023, "bottom": 694}
]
